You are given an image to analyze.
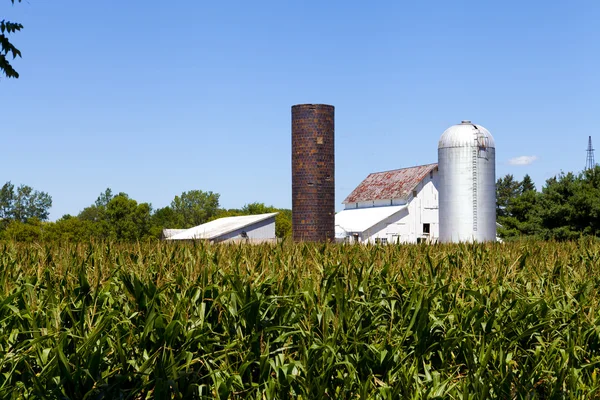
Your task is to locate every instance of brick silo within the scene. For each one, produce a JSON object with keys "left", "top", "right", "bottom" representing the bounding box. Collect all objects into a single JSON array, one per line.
[{"left": 292, "top": 104, "right": 335, "bottom": 242}]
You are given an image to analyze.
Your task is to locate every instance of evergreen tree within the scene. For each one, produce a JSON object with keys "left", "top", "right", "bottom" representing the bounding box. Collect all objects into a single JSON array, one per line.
[
  {"left": 521, "top": 174, "right": 536, "bottom": 193},
  {"left": 496, "top": 174, "right": 521, "bottom": 218}
]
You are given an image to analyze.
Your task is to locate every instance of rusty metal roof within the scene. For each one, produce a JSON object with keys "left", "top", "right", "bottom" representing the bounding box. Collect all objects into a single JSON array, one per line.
[{"left": 343, "top": 163, "right": 438, "bottom": 204}]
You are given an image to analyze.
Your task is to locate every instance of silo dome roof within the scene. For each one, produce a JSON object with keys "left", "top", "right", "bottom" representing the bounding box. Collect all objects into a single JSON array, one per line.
[{"left": 438, "top": 120, "right": 495, "bottom": 149}]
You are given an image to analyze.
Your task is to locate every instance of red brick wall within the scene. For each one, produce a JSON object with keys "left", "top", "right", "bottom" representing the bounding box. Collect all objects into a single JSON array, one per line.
[{"left": 292, "top": 104, "right": 335, "bottom": 242}]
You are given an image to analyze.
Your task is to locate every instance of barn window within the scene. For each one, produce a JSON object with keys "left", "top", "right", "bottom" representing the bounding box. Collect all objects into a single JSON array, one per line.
[
  {"left": 423, "top": 223, "right": 430, "bottom": 234},
  {"left": 412, "top": 190, "right": 417, "bottom": 198}
]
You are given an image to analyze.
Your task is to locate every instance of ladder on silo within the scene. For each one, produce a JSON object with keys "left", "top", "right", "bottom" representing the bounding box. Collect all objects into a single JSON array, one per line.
[{"left": 472, "top": 137, "right": 478, "bottom": 232}]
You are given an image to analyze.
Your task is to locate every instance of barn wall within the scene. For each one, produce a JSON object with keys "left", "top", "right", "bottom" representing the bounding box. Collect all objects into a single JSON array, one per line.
[
  {"left": 362, "top": 208, "right": 410, "bottom": 244},
  {"left": 408, "top": 170, "right": 440, "bottom": 242},
  {"left": 353, "top": 168, "right": 440, "bottom": 244},
  {"left": 215, "top": 217, "right": 277, "bottom": 243},
  {"left": 338, "top": 167, "right": 440, "bottom": 244}
]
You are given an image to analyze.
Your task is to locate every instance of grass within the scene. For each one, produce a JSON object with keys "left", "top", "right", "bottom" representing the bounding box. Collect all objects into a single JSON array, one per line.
[{"left": 0, "top": 239, "right": 600, "bottom": 398}]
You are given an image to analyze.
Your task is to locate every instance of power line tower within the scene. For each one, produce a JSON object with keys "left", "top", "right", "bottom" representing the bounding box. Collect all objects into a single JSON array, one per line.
[{"left": 586, "top": 136, "right": 595, "bottom": 170}]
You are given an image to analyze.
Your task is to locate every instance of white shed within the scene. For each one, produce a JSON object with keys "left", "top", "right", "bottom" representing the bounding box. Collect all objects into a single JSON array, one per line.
[
  {"left": 166, "top": 213, "right": 278, "bottom": 243},
  {"left": 336, "top": 163, "right": 439, "bottom": 244}
]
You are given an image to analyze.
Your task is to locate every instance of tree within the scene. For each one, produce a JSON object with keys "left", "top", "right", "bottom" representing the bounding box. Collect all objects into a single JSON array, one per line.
[
  {"left": 241, "top": 202, "right": 272, "bottom": 215},
  {"left": 537, "top": 172, "right": 581, "bottom": 240},
  {"left": 170, "top": 190, "right": 220, "bottom": 228},
  {"left": 521, "top": 174, "right": 536, "bottom": 193},
  {"left": 95, "top": 188, "right": 114, "bottom": 208},
  {"left": 275, "top": 210, "right": 292, "bottom": 239},
  {"left": 1, "top": 218, "right": 43, "bottom": 242},
  {"left": 45, "top": 215, "right": 97, "bottom": 242},
  {"left": 78, "top": 205, "right": 104, "bottom": 223},
  {"left": 1, "top": 0, "right": 23, "bottom": 79},
  {"left": 496, "top": 174, "right": 521, "bottom": 218},
  {"left": 0, "top": 182, "right": 52, "bottom": 223},
  {"left": 76, "top": 189, "right": 152, "bottom": 240},
  {"left": 0, "top": 181, "right": 14, "bottom": 220},
  {"left": 12, "top": 184, "right": 53, "bottom": 222},
  {"left": 105, "top": 193, "right": 152, "bottom": 241},
  {"left": 497, "top": 189, "right": 541, "bottom": 240},
  {"left": 496, "top": 174, "right": 541, "bottom": 240},
  {"left": 149, "top": 206, "right": 179, "bottom": 238}
]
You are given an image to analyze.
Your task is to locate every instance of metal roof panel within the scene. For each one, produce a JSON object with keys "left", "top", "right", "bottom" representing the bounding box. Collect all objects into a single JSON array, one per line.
[
  {"left": 167, "top": 213, "right": 278, "bottom": 240},
  {"left": 343, "top": 163, "right": 437, "bottom": 204},
  {"left": 335, "top": 205, "right": 407, "bottom": 234}
]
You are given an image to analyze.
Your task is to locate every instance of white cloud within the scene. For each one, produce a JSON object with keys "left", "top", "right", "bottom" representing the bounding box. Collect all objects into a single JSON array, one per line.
[{"left": 508, "top": 155, "right": 538, "bottom": 166}]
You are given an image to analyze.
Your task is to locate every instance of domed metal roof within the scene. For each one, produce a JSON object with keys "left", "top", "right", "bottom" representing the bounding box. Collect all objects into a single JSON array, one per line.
[{"left": 438, "top": 120, "right": 495, "bottom": 149}]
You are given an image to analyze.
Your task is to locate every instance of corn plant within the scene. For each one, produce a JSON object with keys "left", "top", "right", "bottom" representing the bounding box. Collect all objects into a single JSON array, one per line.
[{"left": 0, "top": 239, "right": 599, "bottom": 398}]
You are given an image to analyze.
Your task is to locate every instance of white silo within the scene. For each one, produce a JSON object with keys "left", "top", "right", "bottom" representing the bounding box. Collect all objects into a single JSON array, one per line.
[{"left": 438, "top": 121, "right": 496, "bottom": 242}]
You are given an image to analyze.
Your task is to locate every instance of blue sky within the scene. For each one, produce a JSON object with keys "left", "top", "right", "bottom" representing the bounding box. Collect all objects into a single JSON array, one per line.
[{"left": 2, "top": 1, "right": 599, "bottom": 220}]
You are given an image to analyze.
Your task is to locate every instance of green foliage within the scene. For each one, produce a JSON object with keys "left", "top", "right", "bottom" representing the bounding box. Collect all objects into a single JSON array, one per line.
[
  {"left": 275, "top": 209, "right": 292, "bottom": 238},
  {"left": 496, "top": 174, "right": 521, "bottom": 219},
  {"left": 521, "top": 174, "right": 536, "bottom": 193},
  {"left": 497, "top": 167, "right": 600, "bottom": 241},
  {"left": 0, "top": 181, "right": 52, "bottom": 223},
  {"left": 0, "top": 181, "right": 14, "bottom": 222},
  {"left": 0, "top": 218, "right": 43, "bottom": 241},
  {"left": 537, "top": 168, "right": 600, "bottom": 240},
  {"left": 105, "top": 194, "right": 152, "bottom": 240},
  {"left": 241, "top": 201, "right": 273, "bottom": 215},
  {"left": 46, "top": 215, "right": 98, "bottom": 242},
  {"left": 1, "top": 240, "right": 600, "bottom": 398},
  {"left": 1, "top": 0, "right": 23, "bottom": 79},
  {"left": 95, "top": 187, "right": 113, "bottom": 208},
  {"left": 77, "top": 190, "right": 152, "bottom": 241},
  {"left": 12, "top": 184, "right": 53, "bottom": 222},
  {"left": 149, "top": 206, "right": 179, "bottom": 238},
  {"left": 8, "top": 187, "right": 291, "bottom": 243},
  {"left": 170, "top": 190, "right": 220, "bottom": 228}
]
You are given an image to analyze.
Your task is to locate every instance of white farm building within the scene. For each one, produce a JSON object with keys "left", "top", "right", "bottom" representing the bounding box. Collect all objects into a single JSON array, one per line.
[
  {"left": 164, "top": 213, "right": 278, "bottom": 243},
  {"left": 335, "top": 163, "right": 439, "bottom": 244}
]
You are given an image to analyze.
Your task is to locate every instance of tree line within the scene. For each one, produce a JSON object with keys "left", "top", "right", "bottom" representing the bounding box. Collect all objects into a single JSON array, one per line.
[
  {"left": 0, "top": 184, "right": 291, "bottom": 242},
  {"left": 496, "top": 166, "right": 600, "bottom": 240},
  {"left": 4, "top": 165, "right": 600, "bottom": 242}
]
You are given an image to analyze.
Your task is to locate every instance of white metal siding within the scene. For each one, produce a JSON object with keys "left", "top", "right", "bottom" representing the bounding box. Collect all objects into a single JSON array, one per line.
[
  {"left": 356, "top": 169, "right": 439, "bottom": 244},
  {"left": 215, "top": 217, "right": 276, "bottom": 243},
  {"left": 438, "top": 123, "right": 496, "bottom": 243}
]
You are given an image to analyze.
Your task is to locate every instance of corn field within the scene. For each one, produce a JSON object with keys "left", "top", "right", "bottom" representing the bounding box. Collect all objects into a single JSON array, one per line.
[{"left": 1, "top": 240, "right": 600, "bottom": 399}]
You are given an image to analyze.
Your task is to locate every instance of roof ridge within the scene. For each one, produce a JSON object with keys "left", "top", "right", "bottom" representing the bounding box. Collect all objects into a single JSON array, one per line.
[
  {"left": 343, "top": 163, "right": 438, "bottom": 204},
  {"left": 367, "top": 162, "right": 437, "bottom": 176}
]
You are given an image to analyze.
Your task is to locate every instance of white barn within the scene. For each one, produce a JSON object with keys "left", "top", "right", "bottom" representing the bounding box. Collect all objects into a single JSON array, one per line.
[
  {"left": 335, "top": 163, "right": 439, "bottom": 244},
  {"left": 165, "top": 213, "right": 278, "bottom": 243}
]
